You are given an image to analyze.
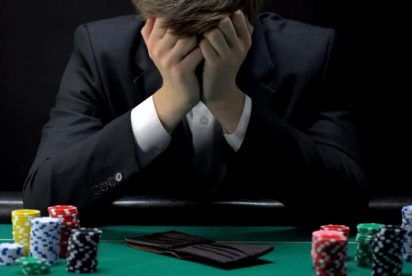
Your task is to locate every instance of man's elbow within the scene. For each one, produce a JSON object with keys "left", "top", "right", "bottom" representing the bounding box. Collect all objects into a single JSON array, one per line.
[{"left": 23, "top": 168, "right": 53, "bottom": 214}]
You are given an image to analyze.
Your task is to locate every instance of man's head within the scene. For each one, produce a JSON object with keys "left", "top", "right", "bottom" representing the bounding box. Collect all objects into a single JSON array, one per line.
[{"left": 132, "top": 0, "right": 263, "bottom": 37}]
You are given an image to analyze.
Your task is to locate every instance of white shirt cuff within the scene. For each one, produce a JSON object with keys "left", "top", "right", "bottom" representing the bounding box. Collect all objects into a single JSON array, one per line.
[
  {"left": 130, "top": 96, "right": 171, "bottom": 167},
  {"left": 223, "top": 95, "right": 252, "bottom": 152}
]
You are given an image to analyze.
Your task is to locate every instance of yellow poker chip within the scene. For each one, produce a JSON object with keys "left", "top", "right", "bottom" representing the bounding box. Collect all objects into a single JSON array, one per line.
[
  {"left": 11, "top": 209, "right": 41, "bottom": 256},
  {"left": 11, "top": 209, "right": 41, "bottom": 217}
]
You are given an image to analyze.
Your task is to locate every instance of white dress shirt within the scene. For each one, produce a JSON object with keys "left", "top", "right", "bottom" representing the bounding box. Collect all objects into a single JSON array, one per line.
[{"left": 130, "top": 95, "right": 252, "bottom": 184}]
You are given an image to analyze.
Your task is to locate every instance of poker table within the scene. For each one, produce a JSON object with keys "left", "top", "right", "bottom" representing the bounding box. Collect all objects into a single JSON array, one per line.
[{"left": 1, "top": 224, "right": 412, "bottom": 275}]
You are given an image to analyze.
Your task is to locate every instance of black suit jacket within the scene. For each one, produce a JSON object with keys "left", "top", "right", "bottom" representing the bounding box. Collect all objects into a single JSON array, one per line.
[{"left": 23, "top": 12, "right": 368, "bottom": 214}]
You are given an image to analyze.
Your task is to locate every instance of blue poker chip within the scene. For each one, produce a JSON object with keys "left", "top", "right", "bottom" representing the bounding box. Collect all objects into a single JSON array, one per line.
[
  {"left": 29, "top": 217, "right": 62, "bottom": 265},
  {"left": 402, "top": 205, "right": 412, "bottom": 262},
  {"left": 0, "top": 243, "right": 24, "bottom": 266}
]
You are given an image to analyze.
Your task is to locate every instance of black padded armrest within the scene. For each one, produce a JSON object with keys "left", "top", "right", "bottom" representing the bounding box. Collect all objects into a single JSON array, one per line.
[
  {"left": 1, "top": 192, "right": 410, "bottom": 225},
  {"left": 0, "top": 192, "right": 24, "bottom": 223}
]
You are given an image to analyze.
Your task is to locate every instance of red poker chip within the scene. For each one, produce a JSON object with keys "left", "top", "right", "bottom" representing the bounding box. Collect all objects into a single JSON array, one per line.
[
  {"left": 58, "top": 218, "right": 79, "bottom": 223},
  {"left": 312, "top": 230, "right": 348, "bottom": 276},
  {"left": 320, "top": 225, "right": 350, "bottom": 238},
  {"left": 48, "top": 205, "right": 78, "bottom": 215},
  {"left": 47, "top": 205, "right": 80, "bottom": 258},
  {"left": 50, "top": 214, "right": 78, "bottom": 219}
]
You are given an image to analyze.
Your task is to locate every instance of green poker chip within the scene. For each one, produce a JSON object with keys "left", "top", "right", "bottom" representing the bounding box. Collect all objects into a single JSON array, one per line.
[
  {"left": 355, "top": 223, "right": 384, "bottom": 268},
  {"left": 17, "top": 256, "right": 51, "bottom": 275},
  {"left": 357, "top": 223, "right": 383, "bottom": 235}
]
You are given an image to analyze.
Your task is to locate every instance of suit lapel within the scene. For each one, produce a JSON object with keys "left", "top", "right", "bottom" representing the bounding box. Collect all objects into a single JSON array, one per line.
[
  {"left": 236, "top": 17, "right": 278, "bottom": 109},
  {"left": 242, "top": 16, "right": 277, "bottom": 83},
  {"left": 133, "top": 39, "right": 162, "bottom": 101}
]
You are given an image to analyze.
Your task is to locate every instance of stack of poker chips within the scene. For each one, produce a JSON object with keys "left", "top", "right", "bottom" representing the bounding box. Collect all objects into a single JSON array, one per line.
[
  {"left": 320, "top": 225, "right": 350, "bottom": 255},
  {"left": 355, "top": 223, "right": 383, "bottom": 267},
  {"left": 402, "top": 205, "right": 412, "bottom": 262},
  {"left": 66, "top": 228, "right": 103, "bottom": 273},
  {"left": 311, "top": 230, "right": 348, "bottom": 275},
  {"left": 0, "top": 243, "right": 23, "bottom": 265},
  {"left": 17, "top": 256, "right": 51, "bottom": 275},
  {"left": 11, "top": 209, "right": 41, "bottom": 256},
  {"left": 29, "top": 217, "right": 61, "bottom": 264},
  {"left": 48, "top": 205, "right": 80, "bottom": 257},
  {"left": 371, "top": 225, "right": 405, "bottom": 276}
]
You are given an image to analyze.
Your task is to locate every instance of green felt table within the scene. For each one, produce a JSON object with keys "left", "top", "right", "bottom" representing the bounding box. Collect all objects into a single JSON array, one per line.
[{"left": 1, "top": 224, "right": 412, "bottom": 275}]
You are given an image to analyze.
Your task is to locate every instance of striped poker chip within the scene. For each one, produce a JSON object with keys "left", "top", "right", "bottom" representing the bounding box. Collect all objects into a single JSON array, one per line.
[
  {"left": 48, "top": 205, "right": 80, "bottom": 258},
  {"left": 320, "top": 225, "right": 350, "bottom": 238},
  {"left": 11, "top": 209, "right": 41, "bottom": 256},
  {"left": 402, "top": 205, "right": 412, "bottom": 262},
  {"left": 320, "top": 224, "right": 350, "bottom": 259},
  {"left": 311, "top": 230, "right": 348, "bottom": 276},
  {"left": 355, "top": 223, "right": 383, "bottom": 268},
  {"left": 29, "top": 217, "right": 62, "bottom": 265},
  {"left": 66, "top": 228, "right": 102, "bottom": 273},
  {"left": 0, "top": 243, "right": 24, "bottom": 265},
  {"left": 17, "top": 256, "right": 51, "bottom": 275},
  {"left": 371, "top": 225, "right": 405, "bottom": 276},
  {"left": 48, "top": 205, "right": 78, "bottom": 216}
]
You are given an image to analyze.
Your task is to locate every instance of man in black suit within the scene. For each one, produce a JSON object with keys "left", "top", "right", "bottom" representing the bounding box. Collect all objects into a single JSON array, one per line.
[{"left": 23, "top": 0, "right": 368, "bottom": 216}]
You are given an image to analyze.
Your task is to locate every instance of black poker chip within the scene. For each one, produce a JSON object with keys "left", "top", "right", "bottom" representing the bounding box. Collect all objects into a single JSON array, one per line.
[
  {"left": 66, "top": 228, "right": 102, "bottom": 273},
  {"left": 371, "top": 225, "right": 406, "bottom": 276}
]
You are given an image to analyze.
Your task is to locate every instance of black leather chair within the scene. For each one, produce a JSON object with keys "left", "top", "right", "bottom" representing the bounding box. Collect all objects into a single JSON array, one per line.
[{"left": 1, "top": 0, "right": 410, "bottom": 225}]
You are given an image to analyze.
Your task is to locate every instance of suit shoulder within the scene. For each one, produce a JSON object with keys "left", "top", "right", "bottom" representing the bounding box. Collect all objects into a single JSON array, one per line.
[
  {"left": 257, "top": 12, "right": 335, "bottom": 38},
  {"left": 82, "top": 15, "right": 143, "bottom": 34},
  {"left": 72, "top": 15, "right": 143, "bottom": 65},
  {"left": 256, "top": 13, "right": 337, "bottom": 76},
  {"left": 78, "top": 15, "right": 143, "bottom": 46}
]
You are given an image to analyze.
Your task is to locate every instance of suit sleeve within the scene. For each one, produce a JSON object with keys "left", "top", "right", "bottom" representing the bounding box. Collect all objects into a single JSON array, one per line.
[
  {"left": 23, "top": 25, "right": 142, "bottom": 212},
  {"left": 221, "top": 30, "right": 368, "bottom": 216}
]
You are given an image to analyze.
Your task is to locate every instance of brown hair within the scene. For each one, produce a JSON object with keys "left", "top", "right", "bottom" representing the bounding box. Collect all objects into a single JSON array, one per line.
[{"left": 132, "top": 0, "right": 263, "bottom": 36}]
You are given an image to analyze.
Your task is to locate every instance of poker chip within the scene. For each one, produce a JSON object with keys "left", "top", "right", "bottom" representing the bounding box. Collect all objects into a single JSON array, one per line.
[
  {"left": 402, "top": 205, "right": 412, "bottom": 262},
  {"left": 11, "top": 209, "right": 41, "bottom": 256},
  {"left": 17, "top": 256, "right": 51, "bottom": 275},
  {"left": 66, "top": 228, "right": 102, "bottom": 273},
  {"left": 29, "top": 217, "right": 62, "bottom": 264},
  {"left": 371, "top": 225, "right": 405, "bottom": 276},
  {"left": 355, "top": 223, "right": 383, "bottom": 267},
  {"left": 311, "top": 230, "right": 348, "bottom": 276},
  {"left": 320, "top": 225, "right": 350, "bottom": 258},
  {"left": 0, "top": 243, "right": 24, "bottom": 265},
  {"left": 320, "top": 225, "right": 350, "bottom": 238},
  {"left": 48, "top": 205, "right": 80, "bottom": 257}
]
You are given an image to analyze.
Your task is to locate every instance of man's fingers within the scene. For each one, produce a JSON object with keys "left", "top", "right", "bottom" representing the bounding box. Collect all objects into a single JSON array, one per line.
[
  {"left": 158, "top": 30, "right": 179, "bottom": 52},
  {"left": 218, "top": 17, "right": 238, "bottom": 48},
  {"left": 199, "top": 39, "right": 219, "bottom": 62},
  {"left": 231, "top": 10, "right": 250, "bottom": 41},
  {"left": 171, "top": 36, "right": 198, "bottom": 62},
  {"left": 180, "top": 47, "right": 204, "bottom": 70},
  {"left": 151, "top": 17, "right": 167, "bottom": 40},
  {"left": 141, "top": 17, "right": 155, "bottom": 42},
  {"left": 203, "top": 29, "right": 230, "bottom": 57}
]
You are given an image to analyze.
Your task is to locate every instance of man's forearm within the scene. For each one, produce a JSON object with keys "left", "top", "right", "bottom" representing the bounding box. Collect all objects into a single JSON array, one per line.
[
  {"left": 207, "top": 86, "right": 245, "bottom": 134},
  {"left": 153, "top": 87, "right": 197, "bottom": 133},
  {"left": 23, "top": 111, "right": 140, "bottom": 213}
]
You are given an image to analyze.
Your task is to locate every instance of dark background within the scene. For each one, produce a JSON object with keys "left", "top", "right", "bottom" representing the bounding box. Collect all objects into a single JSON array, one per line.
[{"left": 0, "top": 0, "right": 410, "bottom": 195}]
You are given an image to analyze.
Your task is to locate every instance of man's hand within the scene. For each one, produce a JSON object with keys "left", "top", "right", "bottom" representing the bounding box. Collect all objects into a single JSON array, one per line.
[
  {"left": 142, "top": 17, "right": 204, "bottom": 132},
  {"left": 199, "top": 10, "right": 254, "bottom": 133}
]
